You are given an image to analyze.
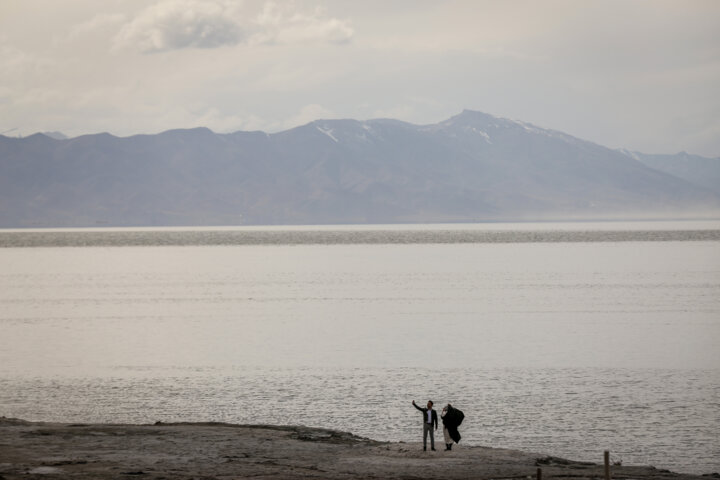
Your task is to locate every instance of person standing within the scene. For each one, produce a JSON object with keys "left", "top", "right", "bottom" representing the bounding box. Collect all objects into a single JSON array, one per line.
[
  {"left": 412, "top": 400, "right": 438, "bottom": 451},
  {"left": 441, "top": 405, "right": 453, "bottom": 450},
  {"left": 441, "top": 403, "right": 464, "bottom": 451}
]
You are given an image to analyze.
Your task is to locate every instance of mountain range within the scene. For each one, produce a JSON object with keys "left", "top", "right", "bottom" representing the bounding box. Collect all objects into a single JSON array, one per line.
[{"left": 1, "top": 110, "right": 719, "bottom": 227}]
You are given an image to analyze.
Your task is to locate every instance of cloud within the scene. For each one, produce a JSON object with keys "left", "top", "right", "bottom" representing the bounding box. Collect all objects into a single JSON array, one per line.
[
  {"left": 69, "top": 13, "right": 127, "bottom": 40},
  {"left": 251, "top": 2, "right": 354, "bottom": 45},
  {"left": 114, "top": 0, "right": 245, "bottom": 53},
  {"left": 112, "top": 0, "right": 353, "bottom": 53},
  {"left": 0, "top": 43, "right": 55, "bottom": 81}
]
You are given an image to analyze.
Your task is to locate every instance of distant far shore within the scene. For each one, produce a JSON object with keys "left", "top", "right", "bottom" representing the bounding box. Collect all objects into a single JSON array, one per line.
[
  {"left": 1, "top": 417, "right": 714, "bottom": 480},
  {"left": 1, "top": 223, "right": 720, "bottom": 248}
]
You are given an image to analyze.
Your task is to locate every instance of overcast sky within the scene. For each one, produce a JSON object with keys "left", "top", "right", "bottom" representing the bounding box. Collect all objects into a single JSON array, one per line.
[{"left": 1, "top": 0, "right": 719, "bottom": 156}]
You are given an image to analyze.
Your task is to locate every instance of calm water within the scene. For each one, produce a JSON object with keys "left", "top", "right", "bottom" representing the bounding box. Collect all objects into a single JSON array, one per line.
[{"left": 1, "top": 222, "right": 719, "bottom": 474}]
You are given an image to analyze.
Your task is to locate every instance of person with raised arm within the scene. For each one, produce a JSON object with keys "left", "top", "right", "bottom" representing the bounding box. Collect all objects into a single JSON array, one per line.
[
  {"left": 441, "top": 403, "right": 464, "bottom": 451},
  {"left": 412, "top": 399, "right": 438, "bottom": 451}
]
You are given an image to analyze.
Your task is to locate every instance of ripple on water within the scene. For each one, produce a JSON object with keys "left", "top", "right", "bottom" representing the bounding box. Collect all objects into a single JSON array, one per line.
[{"left": 1, "top": 367, "right": 718, "bottom": 475}]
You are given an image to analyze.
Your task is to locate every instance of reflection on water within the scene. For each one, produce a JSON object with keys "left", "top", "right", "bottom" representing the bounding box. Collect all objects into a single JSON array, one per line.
[{"left": 0, "top": 223, "right": 718, "bottom": 474}]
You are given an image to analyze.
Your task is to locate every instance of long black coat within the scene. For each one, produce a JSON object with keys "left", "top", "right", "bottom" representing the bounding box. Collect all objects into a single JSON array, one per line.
[{"left": 441, "top": 405, "right": 464, "bottom": 443}]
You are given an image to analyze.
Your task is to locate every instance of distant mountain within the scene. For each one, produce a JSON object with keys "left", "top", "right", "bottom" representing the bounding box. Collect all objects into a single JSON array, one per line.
[
  {"left": 1, "top": 110, "right": 719, "bottom": 227},
  {"left": 620, "top": 150, "right": 720, "bottom": 195},
  {"left": 42, "top": 131, "right": 68, "bottom": 140}
]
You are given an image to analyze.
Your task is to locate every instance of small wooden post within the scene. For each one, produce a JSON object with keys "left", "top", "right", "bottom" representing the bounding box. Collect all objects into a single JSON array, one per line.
[
  {"left": 604, "top": 450, "right": 611, "bottom": 480},
  {"left": 536, "top": 467, "right": 542, "bottom": 480}
]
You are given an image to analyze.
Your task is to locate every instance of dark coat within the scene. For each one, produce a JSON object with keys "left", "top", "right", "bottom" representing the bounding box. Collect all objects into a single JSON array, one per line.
[
  {"left": 413, "top": 403, "right": 438, "bottom": 429},
  {"left": 441, "top": 405, "right": 464, "bottom": 443}
]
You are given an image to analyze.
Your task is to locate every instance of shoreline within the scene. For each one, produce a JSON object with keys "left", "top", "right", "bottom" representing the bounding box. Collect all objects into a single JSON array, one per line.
[{"left": 1, "top": 417, "right": 714, "bottom": 479}]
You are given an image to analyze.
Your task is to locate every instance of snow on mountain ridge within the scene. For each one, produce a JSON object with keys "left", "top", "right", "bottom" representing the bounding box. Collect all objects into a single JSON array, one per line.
[{"left": 316, "top": 125, "right": 339, "bottom": 143}]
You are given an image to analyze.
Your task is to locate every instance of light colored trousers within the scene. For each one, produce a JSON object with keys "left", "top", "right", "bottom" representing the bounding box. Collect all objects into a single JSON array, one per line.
[{"left": 423, "top": 423, "right": 435, "bottom": 449}]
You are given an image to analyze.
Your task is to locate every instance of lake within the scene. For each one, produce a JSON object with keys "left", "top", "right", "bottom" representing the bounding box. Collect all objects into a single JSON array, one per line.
[{"left": 0, "top": 221, "right": 718, "bottom": 474}]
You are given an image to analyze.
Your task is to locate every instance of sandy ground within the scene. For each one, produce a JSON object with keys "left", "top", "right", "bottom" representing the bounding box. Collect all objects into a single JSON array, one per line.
[{"left": 0, "top": 417, "right": 712, "bottom": 480}]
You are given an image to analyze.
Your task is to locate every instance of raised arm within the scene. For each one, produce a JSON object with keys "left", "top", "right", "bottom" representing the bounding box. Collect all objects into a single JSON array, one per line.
[{"left": 412, "top": 400, "right": 424, "bottom": 412}]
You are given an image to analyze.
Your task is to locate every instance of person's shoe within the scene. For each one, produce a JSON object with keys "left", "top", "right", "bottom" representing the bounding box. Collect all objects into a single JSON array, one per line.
[
  {"left": 448, "top": 444, "right": 452, "bottom": 450},
  {"left": 431, "top": 447, "right": 436, "bottom": 451},
  {"left": 423, "top": 447, "right": 426, "bottom": 451}
]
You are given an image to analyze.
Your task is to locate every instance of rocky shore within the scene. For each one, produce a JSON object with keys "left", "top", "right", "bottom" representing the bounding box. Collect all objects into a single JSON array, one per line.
[{"left": 0, "top": 417, "right": 713, "bottom": 479}]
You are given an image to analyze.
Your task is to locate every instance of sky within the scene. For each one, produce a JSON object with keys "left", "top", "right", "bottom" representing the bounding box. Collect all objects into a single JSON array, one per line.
[{"left": 1, "top": 0, "right": 719, "bottom": 157}]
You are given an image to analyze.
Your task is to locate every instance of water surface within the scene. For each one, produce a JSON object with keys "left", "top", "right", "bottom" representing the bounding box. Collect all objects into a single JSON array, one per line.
[{"left": 1, "top": 222, "right": 718, "bottom": 474}]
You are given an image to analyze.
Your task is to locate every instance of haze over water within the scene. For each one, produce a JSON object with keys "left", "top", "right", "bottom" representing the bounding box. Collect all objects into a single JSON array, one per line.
[{"left": 1, "top": 222, "right": 718, "bottom": 474}]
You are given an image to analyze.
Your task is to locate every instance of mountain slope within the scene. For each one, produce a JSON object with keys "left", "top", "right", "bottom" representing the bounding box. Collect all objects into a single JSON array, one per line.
[
  {"left": 1, "top": 110, "right": 719, "bottom": 227},
  {"left": 621, "top": 150, "right": 720, "bottom": 195}
]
